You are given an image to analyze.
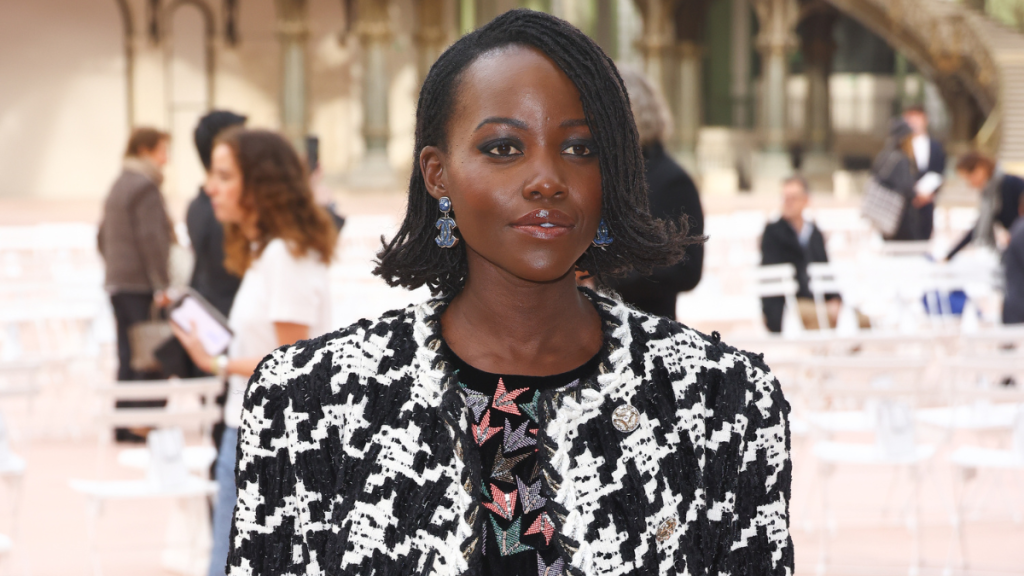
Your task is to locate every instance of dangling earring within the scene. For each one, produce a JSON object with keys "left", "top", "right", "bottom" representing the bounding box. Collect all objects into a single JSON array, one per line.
[
  {"left": 435, "top": 196, "right": 459, "bottom": 248},
  {"left": 592, "top": 218, "right": 613, "bottom": 247}
]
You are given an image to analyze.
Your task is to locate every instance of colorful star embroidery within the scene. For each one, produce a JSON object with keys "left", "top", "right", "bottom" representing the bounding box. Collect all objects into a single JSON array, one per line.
[
  {"left": 482, "top": 483, "right": 517, "bottom": 520},
  {"left": 464, "top": 388, "right": 490, "bottom": 422},
  {"left": 519, "top": 390, "right": 541, "bottom": 422},
  {"left": 472, "top": 410, "right": 501, "bottom": 446},
  {"left": 492, "top": 378, "right": 529, "bottom": 415},
  {"left": 490, "top": 516, "right": 532, "bottom": 556},
  {"left": 489, "top": 449, "right": 529, "bottom": 484},
  {"left": 503, "top": 419, "right": 537, "bottom": 452},
  {"left": 525, "top": 512, "right": 556, "bottom": 546},
  {"left": 537, "top": 555, "right": 565, "bottom": 576},
  {"left": 517, "top": 477, "right": 546, "bottom": 513}
]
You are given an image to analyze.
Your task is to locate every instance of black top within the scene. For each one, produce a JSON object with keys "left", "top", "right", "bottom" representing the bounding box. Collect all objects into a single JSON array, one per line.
[
  {"left": 911, "top": 137, "right": 947, "bottom": 241},
  {"left": 947, "top": 174, "right": 1024, "bottom": 260},
  {"left": 1004, "top": 218, "right": 1024, "bottom": 324},
  {"left": 186, "top": 189, "right": 242, "bottom": 317},
  {"left": 760, "top": 219, "right": 832, "bottom": 333},
  {"left": 445, "top": 346, "right": 602, "bottom": 576},
  {"left": 604, "top": 142, "right": 704, "bottom": 319}
]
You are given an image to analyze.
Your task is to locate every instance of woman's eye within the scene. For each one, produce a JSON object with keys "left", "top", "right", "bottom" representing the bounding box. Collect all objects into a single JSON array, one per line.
[
  {"left": 486, "top": 143, "right": 522, "bottom": 156},
  {"left": 563, "top": 143, "right": 593, "bottom": 156}
]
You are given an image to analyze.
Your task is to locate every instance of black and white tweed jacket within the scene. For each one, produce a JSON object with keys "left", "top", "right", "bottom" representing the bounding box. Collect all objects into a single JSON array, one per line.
[{"left": 227, "top": 290, "right": 792, "bottom": 576}]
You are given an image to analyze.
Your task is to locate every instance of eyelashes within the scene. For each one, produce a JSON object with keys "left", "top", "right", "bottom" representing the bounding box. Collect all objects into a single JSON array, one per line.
[{"left": 477, "top": 138, "right": 597, "bottom": 158}]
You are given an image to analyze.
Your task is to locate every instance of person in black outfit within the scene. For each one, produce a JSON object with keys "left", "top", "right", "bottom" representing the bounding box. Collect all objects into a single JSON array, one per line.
[
  {"left": 872, "top": 120, "right": 919, "bottom": 241},
  {"left": 903, "top": 106, "right": 947, "bottom": 240},
  {"left": 761, "top": 176, "right": 836, "bottom": 333},
  {"left": 188, "top": 111, "right": 248, "bottom": 318},
  {"left": 1003, "top": 196, "right": 1024, "bottom": 324},
  {"left": 603, "top": 68, "right": 704, "bottom": 318},
  {"left": 947, "top": 151, "right": 1024, "bottom": 261}
]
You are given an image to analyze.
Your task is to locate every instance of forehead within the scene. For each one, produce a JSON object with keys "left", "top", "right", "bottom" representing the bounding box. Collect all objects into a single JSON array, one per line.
[
  {"left": 782, "top": 182, "right": 807, "bottom": 196},
  {"left": 452, "top": 44, "right": 584, "bottom": 127}
]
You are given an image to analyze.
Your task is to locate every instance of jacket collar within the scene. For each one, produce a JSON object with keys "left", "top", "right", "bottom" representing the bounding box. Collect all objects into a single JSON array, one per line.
[
  {"left": 410, "top": 287, "right": 636, "bottom": 408},
  {"left": 123, "top": 156, "right": 164, "bottom": 186}
]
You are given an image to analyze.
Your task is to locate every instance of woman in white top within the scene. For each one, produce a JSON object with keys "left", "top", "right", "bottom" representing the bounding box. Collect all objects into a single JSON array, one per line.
[{"left": 171, "top": 128, "right": 336, "bottom": 576}]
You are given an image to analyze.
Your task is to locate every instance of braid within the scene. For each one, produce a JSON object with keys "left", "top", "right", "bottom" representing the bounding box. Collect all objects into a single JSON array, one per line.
[{"left": 374, "top": 9, "right": 699, "bottom": 295}]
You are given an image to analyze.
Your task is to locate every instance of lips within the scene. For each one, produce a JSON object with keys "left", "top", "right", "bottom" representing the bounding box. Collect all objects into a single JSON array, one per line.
[{"left": 511, "top": 209, "right": 575, "bottom": 239}]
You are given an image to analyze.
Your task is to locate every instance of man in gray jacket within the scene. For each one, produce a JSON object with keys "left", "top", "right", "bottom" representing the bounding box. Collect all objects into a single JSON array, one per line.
[{"left": 98, "top": 128, "right": 172, "bottom": 382}]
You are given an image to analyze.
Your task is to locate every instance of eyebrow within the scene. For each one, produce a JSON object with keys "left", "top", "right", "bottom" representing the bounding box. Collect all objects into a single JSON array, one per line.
[
  {"left": 560, "top": 118, "right": 588, "bottom": 128},
  {"left": 475, "top": 117, "right": 528, "bottom": 131}
]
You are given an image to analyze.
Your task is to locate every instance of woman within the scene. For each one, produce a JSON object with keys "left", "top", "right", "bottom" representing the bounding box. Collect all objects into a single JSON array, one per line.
[
  {"left": 946, "top": 151, "right": 1024, "bottom": 261},
  {"left": 98, "top": 127, "right": 173, "bottom": 441},
  {"left": 170, "top": 128, "right": 336, "bottom": 576},
  {"left": 228, "top": 10, "right": 791, "bottom": 576},
  {"left": 603, "top": 68, "right": 704, "bottom": 319},
  {"left": 871, "top": 119, "right": 918, "bottom": 241}
]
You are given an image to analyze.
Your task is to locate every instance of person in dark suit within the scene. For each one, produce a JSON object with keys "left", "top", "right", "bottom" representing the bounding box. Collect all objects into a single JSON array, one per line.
[
  {"left": 760, "top": 177, "right": 837, "bottom": 333},
  {"left": 602, "top": 68, "right": 704, "bottom": 319},
  {"left": 947, "top": 152, "right": 1024, "bottom": 260},
  {"left": 903, "top": 106, "right": 947, "bottom": 240}
]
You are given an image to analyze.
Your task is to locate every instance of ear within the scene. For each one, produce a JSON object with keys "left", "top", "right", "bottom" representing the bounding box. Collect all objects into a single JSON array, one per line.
[{"left": 420, "top": 146, "right": 447, "bottom": 201}]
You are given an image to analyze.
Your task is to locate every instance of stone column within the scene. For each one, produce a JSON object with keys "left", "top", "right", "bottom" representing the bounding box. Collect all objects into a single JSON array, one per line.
[
  {"left": 276, "top": 0, "right": 309, "bottom": 151},
  {"left": 731, "top": 0, "right": 752, "bottom": 129},
  {"left": 800, "top": 3, "right": 838, "bottom": 186},
  {"left": 751, "top": 0, "right": 798, "bottom": 193},
  {"left": 673, "top": 0, "right": 709, "bottom": 171},
  {"left": 634, "top": 0, "right": 673, "bottom": 103},
  {"left": 349, "top": 0, "right": 395, "bottom": 189},
  {"left": 415, "top": 0, "right": 446, "bottom": 84}
]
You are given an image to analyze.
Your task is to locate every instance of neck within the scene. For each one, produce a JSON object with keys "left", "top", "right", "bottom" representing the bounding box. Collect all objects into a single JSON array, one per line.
[
  {"left": 784, "top": 214, "right": 804, "bottom": 232},
  {"left": 442, "top": 253, "right": 603, "bottom": 376}
]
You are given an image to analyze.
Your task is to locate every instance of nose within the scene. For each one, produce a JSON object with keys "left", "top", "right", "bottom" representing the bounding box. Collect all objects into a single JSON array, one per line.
[{"left": 521, "top": 150, "right": 567, "bottom": 201}]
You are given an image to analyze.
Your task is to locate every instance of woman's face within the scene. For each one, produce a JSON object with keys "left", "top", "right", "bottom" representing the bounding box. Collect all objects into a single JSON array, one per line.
[
  {"left": 421, "top": 45, "right": 603, "bottom": 284},
  {"left": 206, "top": 143, "right": 248, "bottom": 224},
  {"left": 959, "top": 167, "right": 991, "bottom": 190}
]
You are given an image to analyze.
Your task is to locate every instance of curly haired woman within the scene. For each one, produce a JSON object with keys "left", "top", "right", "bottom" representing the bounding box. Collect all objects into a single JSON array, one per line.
[{"left": 227, "top": 10, "right": 791, "bottom": 576}]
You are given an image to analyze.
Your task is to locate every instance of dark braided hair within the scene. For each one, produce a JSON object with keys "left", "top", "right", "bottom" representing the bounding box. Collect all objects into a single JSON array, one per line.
[{"left": 374, "top": 9, "right": 700, "bottom": 295}]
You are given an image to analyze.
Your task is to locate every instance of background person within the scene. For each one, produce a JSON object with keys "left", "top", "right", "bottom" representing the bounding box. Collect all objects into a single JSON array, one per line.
[
  {"left": 170, "top": 128, "right": 336, "bottom": 576},
  {"left": 947, "top": 151, "right": 1024, "bottom": 260},
  {"left": 187, "top": 111, "right": 247, "bottom": 319},
  {"left": 98, "top": 127, "right": 173, "bottom": 442},
  {"left": 603, "top": 68, "right": 704, "bottom": 319},
  {"left": 871, "top": 119, "right": 919, "bottom": 241},
  {"left": 903, "top": 105, "right": 947, "bottom": 240},
  {"left": 1003, "top": 195, "right": 1024, "bottom": 324},
  {"left": 761, "top": 176, "right": 838, "bottom": 332}
]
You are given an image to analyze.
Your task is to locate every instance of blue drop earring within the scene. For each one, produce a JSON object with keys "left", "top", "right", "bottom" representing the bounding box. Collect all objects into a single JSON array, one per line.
[
  {"left": 435, "top": 196, "right": 459, "bottom": 248},
  {"left": 592, "top": 218, "right": 614, "bottom": 247}
]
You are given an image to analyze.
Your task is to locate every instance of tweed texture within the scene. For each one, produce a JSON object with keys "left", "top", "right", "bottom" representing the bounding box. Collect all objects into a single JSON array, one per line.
[{"left": 227, "top": 289, "right": 793, "bottom": 576}]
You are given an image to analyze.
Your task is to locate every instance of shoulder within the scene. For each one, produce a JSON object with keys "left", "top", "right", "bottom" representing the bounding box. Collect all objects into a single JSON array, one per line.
[
  {"left": 763, "top": 219, "right": 788, "bottom": 238},
  {"left": 598, "top": 292, "right": 786, "bottom": 419},
  {"left": 260, "top": 238, "right": 326, "bottom": 270},
  {"left": 243, "top": 302, "right": 426, "bottom": 407},
  {"left": 1002, "top": 174, "right": 1024, "bottom": 191}
]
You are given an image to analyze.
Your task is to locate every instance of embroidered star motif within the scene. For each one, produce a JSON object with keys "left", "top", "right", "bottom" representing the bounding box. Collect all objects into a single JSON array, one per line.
[
  {"left": 519, "top": 390, "right": 541, "bottom": 422},
  {"left": 490, "top": 516, "right": 532, "bottom": 556},
  {"left": 503, "top": 419, "right": 537, "bottom": 452},
  {"left": 482, "top": 483, "right": 517, "bottom": 520},
  {"left": 517, "top": 477, "right": 546, "bottom": 513},
  {"left": 489, "top": 449, "right": 529, "bottom": 483},
  {"left": 464, "top": 389, "right": 490, "bottom": 422},
  {"left": 525, "top": 511, "right": 556, "bottom": 546},
  {"left": 492, "top": 378, "right": 529, "bottom": 415},
  {"left": 537, "top": 555, "right": 565, "bottom": 576},
  {"left": 472, "top": 410, "right": 501, "bottom": 446}
]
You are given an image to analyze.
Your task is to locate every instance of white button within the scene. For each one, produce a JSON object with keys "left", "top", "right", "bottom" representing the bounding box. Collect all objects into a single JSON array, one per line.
[{"left": 611, "top": 404, "right": 640, "bottom": 433}]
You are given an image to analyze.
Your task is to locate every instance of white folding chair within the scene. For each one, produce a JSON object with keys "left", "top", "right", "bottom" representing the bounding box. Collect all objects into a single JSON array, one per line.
[
  {"left": 803, "top": 356, "right": 935, "bottom": 575},
  {"left": 70, "top": 377, "right": 222, "bottom": 576},
  {"left": 753, "top": 263, "right": 803, "bottom": 335},
  {"left": 946, "top": 407, "right": 1024, "bottom": 572}
]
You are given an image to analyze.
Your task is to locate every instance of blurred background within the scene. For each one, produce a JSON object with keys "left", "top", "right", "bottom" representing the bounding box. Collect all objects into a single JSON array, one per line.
[{"left": 1, "top": 0, "right": 1024, "bottom": 574}]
